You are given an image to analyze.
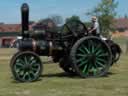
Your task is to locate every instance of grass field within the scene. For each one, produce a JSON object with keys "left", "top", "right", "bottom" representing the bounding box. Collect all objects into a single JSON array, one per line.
[{"left": 0, "top": 37, "right": 127, "bottom": 96}]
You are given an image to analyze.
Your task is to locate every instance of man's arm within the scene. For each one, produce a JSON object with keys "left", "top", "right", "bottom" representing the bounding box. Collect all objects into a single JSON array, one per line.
[{"left": 89, "top": 22, "right": 98, "bottom": 33}]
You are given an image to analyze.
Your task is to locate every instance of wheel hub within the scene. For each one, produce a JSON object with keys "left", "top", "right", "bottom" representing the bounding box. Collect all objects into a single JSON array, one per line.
[
  {"left": 24, "top": 64, "right": 31, "bottom": 71},
  {"left": 88, "top": 54, "right": 96, "bottom": 62}
]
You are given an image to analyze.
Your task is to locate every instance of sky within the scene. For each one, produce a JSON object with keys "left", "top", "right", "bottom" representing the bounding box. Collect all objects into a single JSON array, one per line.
[{"left": 0, "top": 0, "right": 127, "bottom": 24}]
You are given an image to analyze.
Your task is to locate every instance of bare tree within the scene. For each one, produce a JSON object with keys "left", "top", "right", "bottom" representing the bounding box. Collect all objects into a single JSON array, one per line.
[{"left": 49, "top": 15, "right": 63, "bottom": 26}]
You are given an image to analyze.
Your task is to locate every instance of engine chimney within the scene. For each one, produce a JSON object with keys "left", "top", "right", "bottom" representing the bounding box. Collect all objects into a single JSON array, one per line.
[{"left": 21, "top": 3, "right": 29, "bottom": 38}]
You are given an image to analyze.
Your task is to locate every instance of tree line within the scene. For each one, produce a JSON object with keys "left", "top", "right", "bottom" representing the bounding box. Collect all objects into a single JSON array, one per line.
[{"left": 34, "top": 0, "right": 124, "bottom": 37}]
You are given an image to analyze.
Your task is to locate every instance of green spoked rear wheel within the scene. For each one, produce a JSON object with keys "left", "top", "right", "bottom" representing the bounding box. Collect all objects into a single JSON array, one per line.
[
  {"left": 70, "top": 36, "right": 112, "bottom": 78},
  {"left": 10, "top": 51, "right": 42, "bottom": 82}
]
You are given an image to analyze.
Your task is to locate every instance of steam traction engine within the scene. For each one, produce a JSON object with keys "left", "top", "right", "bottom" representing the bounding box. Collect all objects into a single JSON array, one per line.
[{"left": 10, "top": 3, "right": 121, "bottom": 82}]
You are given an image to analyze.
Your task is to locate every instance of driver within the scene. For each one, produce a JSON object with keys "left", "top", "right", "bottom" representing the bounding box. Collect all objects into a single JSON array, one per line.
[{"left": 89, "top": 16, "right": 100, "bottom": 36}]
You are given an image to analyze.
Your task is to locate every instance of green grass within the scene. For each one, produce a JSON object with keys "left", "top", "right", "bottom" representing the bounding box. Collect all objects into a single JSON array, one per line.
[
  {"left": 0, "top": 37, "right": 127, "bottom": 96},
  {"left": 0, "top": 54, "right": 128, "bottom": 96}
]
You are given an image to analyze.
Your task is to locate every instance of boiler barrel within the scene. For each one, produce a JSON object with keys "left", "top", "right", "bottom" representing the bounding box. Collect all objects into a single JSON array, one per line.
[{"left": 18, "top": 39, "right": 49, "bottom": 55}]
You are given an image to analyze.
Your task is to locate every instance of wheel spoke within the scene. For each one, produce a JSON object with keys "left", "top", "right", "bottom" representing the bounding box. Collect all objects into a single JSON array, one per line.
[
  {"left": 29, "top": 56, "right": 35, "bottom": 64},
  {"left": 96, "top": 60, "right": 105, "bottom": 68},
  {"left": 97, "top": 53, "right": 109, "bottom": 57},
  {"left": 32, "top": 67, "right": 38, "bottom": 72},
  {"left": 32, "top": 64, "right": 40, "bottom": 68},
  {"left": 81, "top": 44, "right": 90, "bottom": 54},
  {"left": 84, "top": 47, "right": 90, "bottom": 54},
  {"left": 76, "top": 57, "right": 85, "bottom": 63},
  {"left": 96, "top": 49, "right": 103, "bottom": 55},
  {"left": 30, "top": 60, "right": 37, "bottom": 65},
  {"left": 78, "top": 59, "right": 88, "bottom": 67},
  {"left": 23, "top": 72, "right": 28, "bottom": 80},
  {"left": 91, "top": 67, "right": 97, "bottom": 75},
  {"left": 76, "top": 54, "right": 87, "bottom": 57},
  {"left": 19, "top": 70, "right": 25, "bottom": 76},
  {"left": 89, "top": 40, "right": 95, "bottom": 53},
  {"left": 91, "top": 45, "right": 95, "bottom": 53},
  {"left": 15, "top": 64, "right": 24, "bottom": 71},
  {"left": 93, "top": 61, "right": 102, "bottom": 75},
  {"left": 30, "top": 56, "right": 34, "bottom": 61},
  {"left": 15, "top": 63, "right": 24, "bottom": 67},
  {"left": 30, "top": 71, "right": 36, "bottom": 76},
  {"left": 24, "top": 56, "right": 28, "bottom": 65},
  {"left": 96, "top": 58, "right": 106, "bottom": 64},
  {"left": 22, "top": 72, "right": 30, "bottom": 81},
  {"left": 15, "top": 68, "right": 24, "bottom": 76},
  {"left": 94, "top": 62, "right": 99, "bottom": 70},
  {"left": 27, "top": 72, "right": 32, "bottom": 81},
  {"left": 32, "top": 64, "right": 40, "bottom": 73},
  {"left": 78, "top": 47, "right": 85, "bottom": 54},
  {"left": 16, "top": 59, "right": 25, "bottom": 65},
  {"left": 94, "top": 44, "right": 102, "bottom": 53},
  {"left": 82, "top": 64, "right": 88, "bottom": 73},
  {"left": 87, "top": 41, "right": 91, "bottom": 52},
  {"left": 15, "top": 68, "right": 20, "bottom": 73},
  {"left": 84, "top": 63, "right": 91, "bottom": 75}
]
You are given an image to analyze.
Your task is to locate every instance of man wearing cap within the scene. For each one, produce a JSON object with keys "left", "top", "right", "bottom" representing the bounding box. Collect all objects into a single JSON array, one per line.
[{"left": 89, "top": 16, "right": 100, "bottom": 36}]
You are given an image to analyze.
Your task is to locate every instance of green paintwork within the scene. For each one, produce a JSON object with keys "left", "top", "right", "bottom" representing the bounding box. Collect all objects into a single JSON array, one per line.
[
  {"left": 75, "top": 39, "right": 109, "bottom": 77},
  {"left": 14, "top": 55, "right": 40, "bottom": 81}
]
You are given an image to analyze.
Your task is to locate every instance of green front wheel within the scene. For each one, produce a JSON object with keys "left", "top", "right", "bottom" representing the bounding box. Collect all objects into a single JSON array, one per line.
[{"left": 10, "top": 51, "right": 43, "bottom": 82}]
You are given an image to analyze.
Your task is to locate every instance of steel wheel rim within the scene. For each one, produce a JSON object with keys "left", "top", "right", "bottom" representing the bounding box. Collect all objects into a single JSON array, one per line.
[
  {"left": 74, "top": 37, "right": 111, "bottom": 77},
  {"left": 61, "top": 20, "right": 88, "bottom": 36},
  {"left": 13, "top": 52, "right": 41, "bottom": 82}
]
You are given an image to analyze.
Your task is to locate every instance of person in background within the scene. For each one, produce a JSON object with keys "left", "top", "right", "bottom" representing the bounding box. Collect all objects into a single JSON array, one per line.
[{"left": 88, "top": 16, "right": 100, "bottom": 36}]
